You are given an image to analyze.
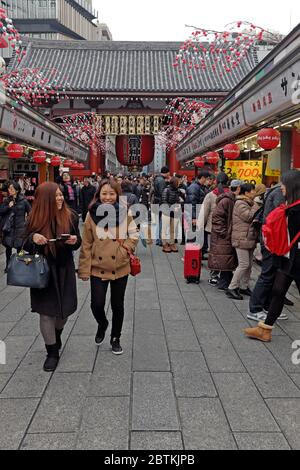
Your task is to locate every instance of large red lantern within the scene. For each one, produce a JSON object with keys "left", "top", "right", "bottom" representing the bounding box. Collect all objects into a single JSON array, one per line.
[
  {"left": 63, "top": 159, "right": 74, "bottom": 168},
  {"left": 33, "top": 150, "right": 46, "bottom": 164},
  {"left": 205, "top": 152, "right": 220, "bottom": 165},
  {"left": 223, "top": 144, "right": 240, "bottom": 160},
  {"left": 116, "top": 135, "right": 155, "bottom": 167},
  {"left": 6, "top": 143, "right": 24, "bottom": 159},
  {"left": 257, "top": 128, "right": 281, "bottom": 150},
  {"left": 194, "top": 156, "right": 205, "bottom": 168},
  {"left": 50, "top": 156, "right": 61, "bottom": 167}
]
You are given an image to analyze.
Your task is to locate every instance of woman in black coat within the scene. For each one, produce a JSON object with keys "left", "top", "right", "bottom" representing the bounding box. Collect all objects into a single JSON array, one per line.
[
  {"left": 0, "top": 181, "right": 31, "bottom": 272},
  {"left": 245, "top": 170, "right": 300, "bottom": 342},
  {"left": 24, "top": 182, "right": 81, "bottom": 372}
]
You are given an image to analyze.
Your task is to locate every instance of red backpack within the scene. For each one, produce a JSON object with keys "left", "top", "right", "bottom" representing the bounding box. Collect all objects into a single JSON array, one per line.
[{"left": 262, "top": 199, "right": 300, "bottom": 256}]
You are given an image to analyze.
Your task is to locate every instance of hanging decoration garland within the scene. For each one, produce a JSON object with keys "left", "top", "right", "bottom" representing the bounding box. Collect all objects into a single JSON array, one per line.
[
  {"left": 0, "top": 67, "right": 70, "bottom": 107},
  {"left": 158, "top": 97, "right": 215, "bottom": 150},
  {"left": 173, "top": 21, "right": 281, "bottom": 78},
  {"left": 58, "top": 113, "right": 105, "bottom": 151},
  {"left": 0, "top": 7, "right": 25, "bottom": 61}
]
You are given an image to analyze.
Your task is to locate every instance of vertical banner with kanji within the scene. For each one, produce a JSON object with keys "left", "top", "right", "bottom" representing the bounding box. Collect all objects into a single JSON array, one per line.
[{"left": 224, "top": 160, "right": 263, "bottom": 185}]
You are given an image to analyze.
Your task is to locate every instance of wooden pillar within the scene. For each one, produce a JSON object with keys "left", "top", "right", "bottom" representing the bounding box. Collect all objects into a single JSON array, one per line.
[
  {"left": 167, "top": 147, "right": 180, "bottom": 176},
  {"left": 39, "top": 162, "right": 47, "bottom": 184},
  {"left": 89, "top": 142, "right": 98, "bottom": 175}
]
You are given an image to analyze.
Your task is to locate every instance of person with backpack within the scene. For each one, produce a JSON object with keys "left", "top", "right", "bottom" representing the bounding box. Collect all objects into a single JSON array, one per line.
[
  {"left": 244, "top": 169, "right": 300, "bottom": 342},
  {"left": 226, "top": 184, "right": 260, "bottom": 300},
  {"left": 247, "top": 182, "right": 293, "bottom": 322}
]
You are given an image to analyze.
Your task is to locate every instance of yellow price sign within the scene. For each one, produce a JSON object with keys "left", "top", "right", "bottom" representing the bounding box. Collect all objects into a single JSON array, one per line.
[{"left": 225, "top": 160, "right": 263, "bottom": 185}]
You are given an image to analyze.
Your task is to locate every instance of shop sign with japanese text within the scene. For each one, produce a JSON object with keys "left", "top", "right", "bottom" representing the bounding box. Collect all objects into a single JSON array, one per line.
[{"left": 225, "top": 160, "right": 263, "bottom": 185}]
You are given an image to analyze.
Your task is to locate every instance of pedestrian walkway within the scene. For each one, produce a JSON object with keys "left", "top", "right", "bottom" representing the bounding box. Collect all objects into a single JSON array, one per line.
[{"left": 0, "top": 243, "right": 300, "bottom": 450}]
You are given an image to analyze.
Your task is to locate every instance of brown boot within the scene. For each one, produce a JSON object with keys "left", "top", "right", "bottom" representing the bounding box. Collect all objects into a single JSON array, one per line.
[
  {"left": 162, "top": 244, "right": 171, "bottom": 253},
  {"left": 169, "top": 244, "right": 179, "bottom": 253},
  {"left": 244, "top": 322, "right": 273, "bottom": 343}
]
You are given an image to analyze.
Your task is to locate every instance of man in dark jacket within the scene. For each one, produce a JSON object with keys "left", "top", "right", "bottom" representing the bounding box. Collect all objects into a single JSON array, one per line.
[
  {"left": 186, "top": 171, "right": 210, "bottom": 222},
  {"left": 248, "top": 184, "right": 293, "bottom": 321},
  {"left": 80, "top": 177, "right": 96, "bottom": 222}
]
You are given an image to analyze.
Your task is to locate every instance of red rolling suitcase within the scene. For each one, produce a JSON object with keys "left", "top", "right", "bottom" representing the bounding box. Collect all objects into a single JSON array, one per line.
[{"left": 184, "top": 243, "right": 202, "bottom": 284}]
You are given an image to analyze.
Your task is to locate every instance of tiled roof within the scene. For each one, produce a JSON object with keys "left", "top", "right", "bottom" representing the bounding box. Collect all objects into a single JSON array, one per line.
[{"left": 9, "top": 38, "right": 259, "bottom": 94}]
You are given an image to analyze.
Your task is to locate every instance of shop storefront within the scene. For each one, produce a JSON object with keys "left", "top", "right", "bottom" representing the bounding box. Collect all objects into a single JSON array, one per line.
[
  {"left": 0, "top": 91, "right": 88, "bottom": 201},
  {"left": 176, "top": 24, "right": 300, "bottom": 184}
]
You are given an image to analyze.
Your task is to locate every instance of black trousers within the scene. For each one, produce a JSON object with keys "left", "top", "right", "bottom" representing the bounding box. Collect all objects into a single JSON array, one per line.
[
  {"left": 265, "top": 271, "right": 300, "bottom": 326},
  {"left": 90, "top": 275, "right": 129, "bottom": 340},
  {"left": 5, "top": 247, "right": 12, "bottom": 268},
  {"left": 249, "top": 246, "right": 276, "bottom": 313}
]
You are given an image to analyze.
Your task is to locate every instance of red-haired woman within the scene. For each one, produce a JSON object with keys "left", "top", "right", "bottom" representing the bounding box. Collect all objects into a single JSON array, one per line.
[{"left": 24, "top": 182, "right": 81, "bottom": 372}]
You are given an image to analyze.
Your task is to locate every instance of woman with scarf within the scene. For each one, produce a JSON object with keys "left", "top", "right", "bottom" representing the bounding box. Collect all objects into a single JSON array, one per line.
[
  {"left": 78, "top": 179, "right": 139, "bottom": 355},
  {"left": 24, "top": 182, "right": 81, "bottom": 372}
]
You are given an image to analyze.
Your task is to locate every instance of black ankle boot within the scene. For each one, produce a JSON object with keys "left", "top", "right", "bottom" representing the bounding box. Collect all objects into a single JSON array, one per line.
[
  {"left": 43, "top": 344, "right": 60, "bottom": 372},
  {"left": 55, "top": 329, "right": 64, "bottom": 350}
]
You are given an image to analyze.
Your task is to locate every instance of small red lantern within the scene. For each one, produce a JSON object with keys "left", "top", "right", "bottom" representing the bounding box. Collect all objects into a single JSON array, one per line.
[
  {"left": 78, "top": 163, "right": 85, "bottom": 169},
  {"left": 71, "top": 161, "right": 81, "bottom": 170},
  {"left": 223, "top": 144, "right": 240, "bottom": 160},
  {"left": 194, "top": 156, "right": 205, "bottom": 168},
  {"left": 257, "top": 128, "right": 281, "bottom": 151},
  {"left": 63, "top": 159, "right": 74, "bottom": 168},
  {"left": 6, "top": 143, "right": 24, "bottom": 159},
  {"left": 33, "top": 150, "right": 46, "bottom": 164},
  {"left": 50, "top": 156, "right": 61, "bottom": 167},
  {"left": 205, "top": 151, "right": 220, "bottom": 165}
]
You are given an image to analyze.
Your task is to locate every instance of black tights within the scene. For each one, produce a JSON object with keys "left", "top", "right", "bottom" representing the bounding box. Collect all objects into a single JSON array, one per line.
[
  {"left": 265, "top": 271, "right": 300, "bottom": 326},
  {"left": 5, "top": 247, "right": 12, "bottom": 268},
  {"left": 90, "top": 275, "right": 129, "bottom": 340}
]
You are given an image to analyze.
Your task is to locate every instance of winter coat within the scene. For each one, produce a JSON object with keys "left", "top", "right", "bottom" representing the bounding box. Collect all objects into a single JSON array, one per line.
[
  {"left": 61, "top": 182, "right": 80, "bottom": 213},
  {"left": 140, "top": 185, "right": 151, "bottom": 209},
  {"left": 122, "top": 191, "right": 139, "bottom": 208},
  {"left": 208, "top": 192, "right": 238, "bottom": 272},
  {"left": 0, "top": 195, "right": 31, "bottom": 249},
  {"left": 161, "top": 185, "right": 181, "bottom": 218},
  {"left": 80, "top": 184, "right": 96, "bottom": 219},
  {"left": 24, "top": 213, "right": 82, "bottom": 319},
  {"left": 153, "top": 175, "right": 168, "bottom": 204},
  {"left": 186, "top": 182, "right": 208, "bottom": 219},
  {"left": 203, "top": 188, "right": 229, "bottom": 234},
  {"left": 231, "top": 196, "right": 260, "bottom": 250},
  {"left": 78, "top": 205, "right": 139, "bottom": 282},
  {"left": 263, "top": 185, "right": 285, "bottom": 224}
]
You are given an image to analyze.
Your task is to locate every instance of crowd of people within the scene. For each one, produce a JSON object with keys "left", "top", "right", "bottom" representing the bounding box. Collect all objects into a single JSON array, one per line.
[{"left": 0, "top": 165, "right": 300, "bottom": 371}]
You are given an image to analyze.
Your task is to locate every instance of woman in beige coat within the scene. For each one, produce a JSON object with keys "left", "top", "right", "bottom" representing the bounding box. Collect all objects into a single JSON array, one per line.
[
  {"left": 226, "top": 184, "right": 260, "bottom": 301},
  {"left": 78, "top": 179, "right": 139, "bottom": 355}
]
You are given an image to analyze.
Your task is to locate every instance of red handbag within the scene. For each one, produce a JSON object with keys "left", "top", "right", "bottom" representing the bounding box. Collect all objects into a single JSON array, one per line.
[{"left": 117, "top": 241, "right": 141, "bottom": 277}]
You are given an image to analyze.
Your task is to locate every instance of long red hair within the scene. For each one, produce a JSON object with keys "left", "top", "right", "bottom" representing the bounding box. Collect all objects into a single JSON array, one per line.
[{"left": 26, "top": 182, "right": 73, "bottom": 252}]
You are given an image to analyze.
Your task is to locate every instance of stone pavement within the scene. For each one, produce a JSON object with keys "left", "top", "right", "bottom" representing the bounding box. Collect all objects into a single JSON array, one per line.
[{"left": 0, "top": 242, "right": 300, "bottom": 450}]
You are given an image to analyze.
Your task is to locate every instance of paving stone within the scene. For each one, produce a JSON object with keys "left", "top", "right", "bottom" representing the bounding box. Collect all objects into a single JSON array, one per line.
[
  {"left": 291, "top": 375, "right": 300, "bottom": 389},
  {"left": 89, "top": 351, "right": 131, "bottom": 396},
  {"left": 239, "top": 351, "right": 300, "bottom": 398},
  {"left": 9, "top": 312, "right": 39, "bottom": 336},
  {"left": 213, "top": 373, "right": 279, "bottom": 432},
  {"left": 0, "top": 398, "right": 39, "bottom": 450},
  {"left": 0, "top": 322, "right": 15, "bottom": 339},
  {"left": 134, "top": 309, "right": 165, "bottom": 336},
  {"left": 133, "top": 333, "right": 170, "bottom": 372},
  {"left": 0, "top": 374, "right": 10, "bottom": 392},
  {"left": 0, "top": 355, "right": 51, "bottom": 398},
  {"left": 130, "top": 432, "right": 183, "bottom": 450},
  {"left": 200, "top": 335, "right": 245, "bottom": 373},
  {"left": 279, "top": 322, "right": 300, "bottom": 341},
  {"left": 165, "top": 321, "right": 200, "bottom": 351},
  {"left": 132, "top": 373, "right": 179, "bottom": 431},
  {"left": 170, "top": 352, "right": 217, "bottom": 398},
  {"left": 234, "top": 432, "right": 290, "bottom": 450},
  {"left": 178, "top": 398, "right": 237, "bottom": 450},
  {"left": 76, "top": 397, "right": 129, "bottom": 450},
  {"left": 266, "top": 336, "right": 300, "bottom": 374},
  {"left": 266, "top": 399, "right": 300, "bottom": 450},
  {"left": 28, "top": 373, "right": 91, "bottom": 433},
  {"left": 20, "top": 433, "right": 77, "bottom": 450},
  {"left": 57, "top": 336, "right": 96, "bottom": 373},
  {"left": 0, "top": 290, "right": 30, "bottom": 322},
  {"left": 0, "top": 336, "right": 36, "bottom": 374}
]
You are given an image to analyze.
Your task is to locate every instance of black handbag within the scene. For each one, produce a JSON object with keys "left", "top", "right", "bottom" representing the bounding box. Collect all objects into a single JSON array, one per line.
[{"left": 7, "top": 250, "right": 50, "bottom": 289}]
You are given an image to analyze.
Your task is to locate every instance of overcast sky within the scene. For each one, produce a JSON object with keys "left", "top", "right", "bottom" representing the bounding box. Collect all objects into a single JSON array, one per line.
[{"left": 93, "top": 0, "right": 300, "bottom": 41}]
